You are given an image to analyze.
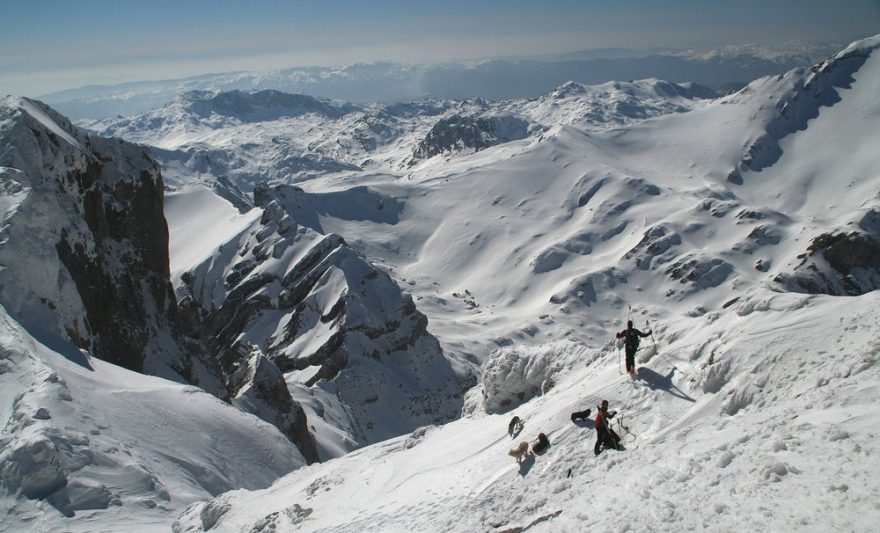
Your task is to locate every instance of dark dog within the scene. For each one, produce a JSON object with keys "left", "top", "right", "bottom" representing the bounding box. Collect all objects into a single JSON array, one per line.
[
  {"left": 508, "top": 415, "right": 524, "bottom": 437},
  {"left": 570, "top": 409, "right": 591, "bottom": 422},
  {"left": 530, "top": 432, "right": 550, "bottom": 454}
]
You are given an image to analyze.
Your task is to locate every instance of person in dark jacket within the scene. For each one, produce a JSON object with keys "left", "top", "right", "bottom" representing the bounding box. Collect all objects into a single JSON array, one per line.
[
  {"left": 594, "top": 400, "right": 621, "bottom": 455},
  {"left": 616, "top": 320, "right": 651, "bottom": 374}
]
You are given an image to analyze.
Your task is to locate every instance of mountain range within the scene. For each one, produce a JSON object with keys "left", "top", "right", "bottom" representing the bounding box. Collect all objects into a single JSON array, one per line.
[
  {"left": 1, "top": 34, "right": 878, "bottom": 532},
  {"left": 40, "top": 42, "right": 842, "bottom": 121}
]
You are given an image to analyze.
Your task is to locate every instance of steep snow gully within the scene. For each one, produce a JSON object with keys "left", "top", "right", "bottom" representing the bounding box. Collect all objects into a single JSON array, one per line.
[{"left": 2, "top": 35, "right": 880, "bottom": 532}]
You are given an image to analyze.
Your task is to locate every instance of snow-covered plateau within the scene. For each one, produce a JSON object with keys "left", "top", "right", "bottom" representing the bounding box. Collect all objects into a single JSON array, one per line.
[{"left": 2, "top": 34, "right": 880, "bottom": 532}]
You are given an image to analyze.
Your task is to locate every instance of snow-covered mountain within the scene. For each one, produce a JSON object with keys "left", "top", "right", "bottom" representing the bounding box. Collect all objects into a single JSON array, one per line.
[
  {"left": 85, "top": 79, "right": 716, "bottom": 192},
  {"left": 170, "top": 182, "right": 469, "bottom": 455},
  {"left": 0, "top": 96, "right": 215, "bottom": 384},
  {"left": 166, "top": 34, "right": 877, "bottom": 532},
  {"left": 0, "top": 93, "right": 472, "bottom": 529},
  {"left": 40, "top": 42, "right": 840, "bottom": 121},
  {"left": 2, "top": 33, "right": 879, "bottom": 532},
  {"left": 0, "top": 99, "right": 307, "bottom": 529}
]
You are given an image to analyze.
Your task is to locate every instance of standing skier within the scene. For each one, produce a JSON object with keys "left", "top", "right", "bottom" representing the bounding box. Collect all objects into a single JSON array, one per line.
[
  {"left": 616, "top": 320, "right": 651, "bottom": 375},
  {"left": 594, "top": 400, "right": 620, "bottom": 455}
]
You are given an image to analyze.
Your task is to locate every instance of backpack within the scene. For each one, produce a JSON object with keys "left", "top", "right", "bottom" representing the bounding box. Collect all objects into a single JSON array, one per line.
[{"left": 625, "top": 329, "right": 641, "bottom": 351}]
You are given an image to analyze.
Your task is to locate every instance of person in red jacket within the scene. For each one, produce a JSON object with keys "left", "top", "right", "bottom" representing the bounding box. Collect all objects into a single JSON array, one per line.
[
  {"left": 616, "top": 320, "right": 652, "bottom": 374},
  {"left": 594, "top": 400, "right": 621, "bottom": 455}
]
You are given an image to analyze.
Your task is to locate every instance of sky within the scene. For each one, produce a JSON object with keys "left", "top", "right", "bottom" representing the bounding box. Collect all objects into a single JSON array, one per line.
[{"left": 1, "top": 0, "right": 878, "bottom": 97}]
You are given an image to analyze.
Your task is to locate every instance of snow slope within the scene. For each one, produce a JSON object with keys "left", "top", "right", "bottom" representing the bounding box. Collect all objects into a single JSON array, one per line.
[
  {"left": 174, "top": 290, "right": 880, "bottom": 532},
  {"left": 282, "top": 34, "right": 880, "bottom": 362},
  {"left": 0, "top": 305, "right": 304, "bottom": 533},
  {"left": 170, "top": 35, "right": 880, "bottom": 532}
]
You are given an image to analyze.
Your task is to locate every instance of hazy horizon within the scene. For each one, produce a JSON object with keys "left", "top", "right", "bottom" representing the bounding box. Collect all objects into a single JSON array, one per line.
[{"left": 2, "top": 0, "right": 879, "bottom": 98}]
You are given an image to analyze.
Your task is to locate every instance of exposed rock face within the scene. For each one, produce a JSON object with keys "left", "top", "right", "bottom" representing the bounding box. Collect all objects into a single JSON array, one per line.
[
  {"left": 410, "top": 113, "right": 529, "bottom": 163},
  {"left": 0, "top": 97, "right": 218, "bottom": 387},
  {"left": 229, "top": 352, "right": 320, "bottom": 464},
  {"left": 0, "top": 98, "right": 320, "bottom": 457},
  {"left": 775, "top": 209, "right": 880, "bottom": 296},
  {"left": 178, "top": 183, "right": 467, "bottom": 446}
]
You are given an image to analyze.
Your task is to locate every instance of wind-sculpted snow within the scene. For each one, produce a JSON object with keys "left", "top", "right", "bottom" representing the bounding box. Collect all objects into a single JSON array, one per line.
[{"left": 478, "top": 342, "right": 585, "bottom": 414}]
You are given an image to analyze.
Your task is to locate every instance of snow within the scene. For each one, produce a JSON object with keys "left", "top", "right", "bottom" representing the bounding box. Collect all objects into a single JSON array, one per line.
[
  {"left": 164, "top": 184, "right": 262, "bottom": 285},
  {"left": 11, "top": 96, "right": 84, "bottom": 151},
  {"left": 171, "top": 290, "right": 880, "bottom": 532},
  {"left": 3, "top": 34, "right": 880, "bottom": 532},
  {"left": 0, "top": 305, "right": 304, "bottom": 533},
  {"left": 168, "top": 34, "right": 880, "bottom": 532}
]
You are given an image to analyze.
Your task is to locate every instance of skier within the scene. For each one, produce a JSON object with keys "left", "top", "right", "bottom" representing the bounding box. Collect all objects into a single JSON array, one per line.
[
  {"left": 594, "top": 399, "right": 621, "bottom": 455},
  {"left": 616, "top": 320, "right": 651, "bottom": 375}
]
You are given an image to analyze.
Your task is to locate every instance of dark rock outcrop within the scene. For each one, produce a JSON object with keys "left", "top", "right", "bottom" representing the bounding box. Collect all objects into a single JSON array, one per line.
[
  {"left": 0, "top": 96, "right": 219, "bottom": 387},
  {"left": 776, "top": 215, "right": 880, "bottom": 296},
  {"left": 410, "top": 113, "right": 529, "bottom": 163},
  {"left": 229, "top": 350, "right": 320, "bottom": 464}
]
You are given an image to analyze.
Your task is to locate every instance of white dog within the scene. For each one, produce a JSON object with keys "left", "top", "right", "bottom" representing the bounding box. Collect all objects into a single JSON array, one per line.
[{"left": 508, "top": 441, "right": 530, "bottom": 463}]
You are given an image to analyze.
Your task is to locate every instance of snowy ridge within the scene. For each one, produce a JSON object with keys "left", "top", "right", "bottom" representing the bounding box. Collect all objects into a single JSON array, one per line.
[
  {"left": 0, "top": 96, "right": 216, "bottom": 384},
  {"left": 169, "top": 182, "right": 470, "bottom": 457}
]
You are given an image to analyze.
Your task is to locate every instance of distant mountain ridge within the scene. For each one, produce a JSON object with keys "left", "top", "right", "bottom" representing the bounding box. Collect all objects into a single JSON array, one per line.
[
  {"left": 85, "top": 78, "right": 717, "bottom": 192},
  {"left": 39, "top": 42, "right": 841, "bottom": 120}
]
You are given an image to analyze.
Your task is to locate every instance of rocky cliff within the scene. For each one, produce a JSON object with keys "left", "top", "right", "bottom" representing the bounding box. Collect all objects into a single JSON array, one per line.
[
  {"left": 0, "top": 96, "right": 219, "bottom": 388},
  {"left": 177, "top": 183, "right": 469, "bottom": 447}
]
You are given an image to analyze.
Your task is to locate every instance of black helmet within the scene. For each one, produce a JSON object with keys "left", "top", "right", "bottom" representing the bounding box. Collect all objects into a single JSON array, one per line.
[{"left": 600, "top": 399, "right": 609, "bottom": 408}]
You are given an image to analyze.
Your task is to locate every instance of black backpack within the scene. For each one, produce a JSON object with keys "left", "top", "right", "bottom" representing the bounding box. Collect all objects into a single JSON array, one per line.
[{"left": 625, "top": 329, "right": 641, "bottom": 351}]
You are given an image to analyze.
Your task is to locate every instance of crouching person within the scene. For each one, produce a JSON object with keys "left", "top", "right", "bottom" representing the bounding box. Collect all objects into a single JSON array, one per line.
[{"left": 594, "top": 399, "right": 621, "bottom": 455}]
